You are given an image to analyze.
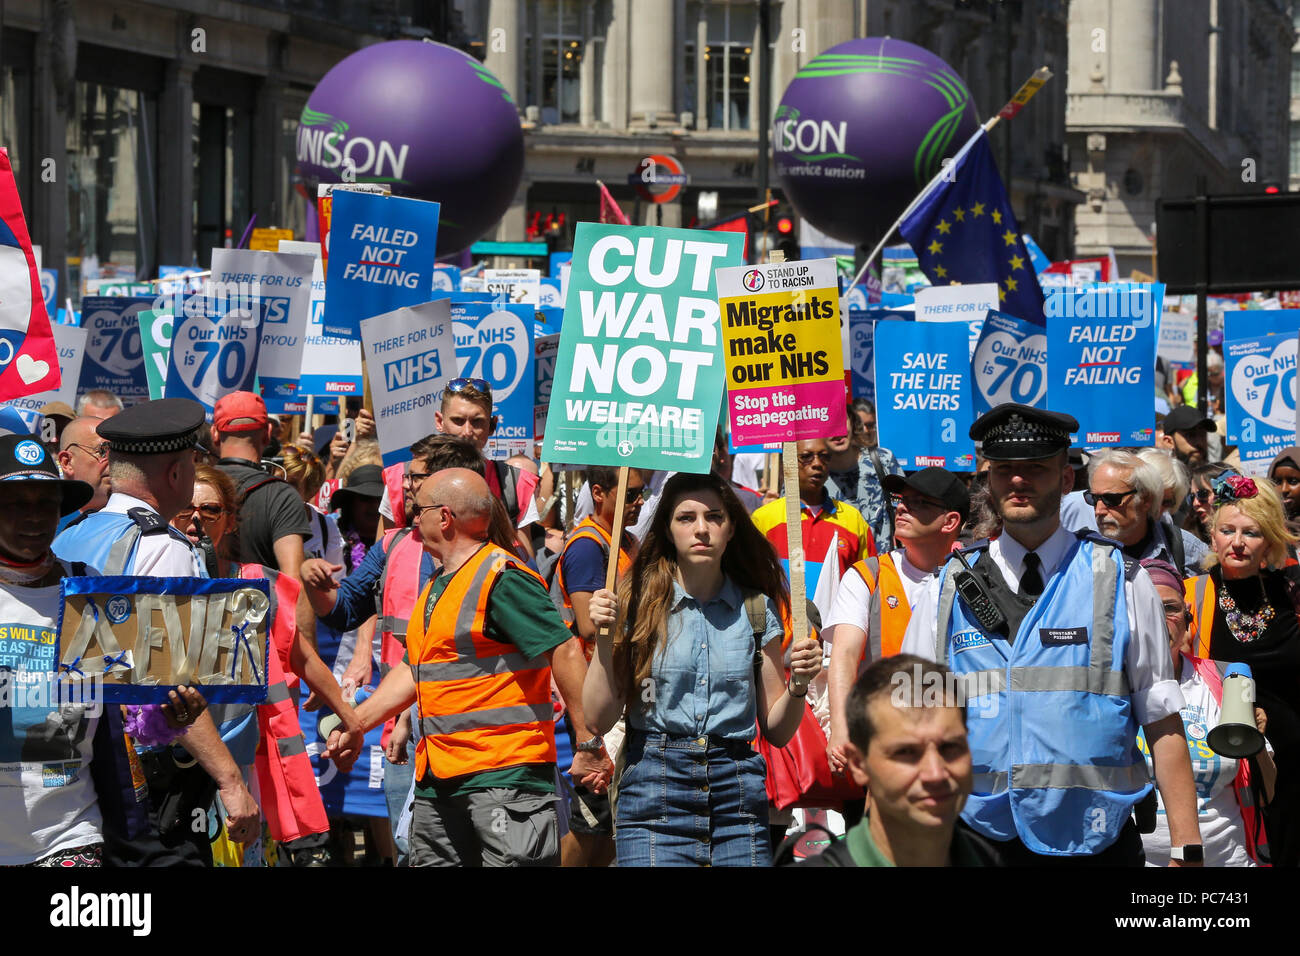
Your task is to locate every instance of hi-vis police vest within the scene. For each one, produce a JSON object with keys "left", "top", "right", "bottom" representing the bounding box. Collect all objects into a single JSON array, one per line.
[
  {"left": 933, "top": 534, "right": 1150, "bottom": 856},
  {"left": 240, "top": 565, "right": 329, "bottom": 843},
  {"left": 54, "top": 506, "right": 203, "bottom": 576},
  {"left": 846, "top": 553, "right": 911, "bottom": 663},
  {"left": 408, "top": 543, "right": 555, "bottom": 782},
  {"left": 552, "top": 518, "right": 633, "bottom": 648}
]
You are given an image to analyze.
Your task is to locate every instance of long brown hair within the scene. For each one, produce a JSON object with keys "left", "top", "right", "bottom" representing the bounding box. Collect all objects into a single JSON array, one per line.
[{"left": 611, "top": 472, "right": 789, "bottom": 703}]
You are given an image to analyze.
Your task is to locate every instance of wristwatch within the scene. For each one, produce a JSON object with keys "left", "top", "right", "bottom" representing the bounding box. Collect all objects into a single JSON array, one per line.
[
  {"left": 575, "top": 735, "right": 605, "bottom": 753},
  {"left": 1170, "top": 844, "right": 1204, "bottom": 863}
]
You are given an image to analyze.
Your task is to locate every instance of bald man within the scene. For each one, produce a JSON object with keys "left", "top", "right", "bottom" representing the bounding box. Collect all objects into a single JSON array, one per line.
[
  {"left": 56, "top": 417, "right": 112, "bottom": 531},
  {"left": 326, "top": 469, "right": 607, "bottom": 866}
]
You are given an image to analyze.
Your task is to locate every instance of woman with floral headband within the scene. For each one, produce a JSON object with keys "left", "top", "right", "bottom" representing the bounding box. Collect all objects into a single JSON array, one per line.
[{"left": 1183, "top": 473, "right": 1300, "bottom": 865}]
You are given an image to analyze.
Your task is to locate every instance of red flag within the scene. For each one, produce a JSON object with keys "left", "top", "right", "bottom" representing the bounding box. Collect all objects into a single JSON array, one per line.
[
  {"left": 0, "top": 148, "right": 60, "bottom": 401},
  {"left": 597, "top": 181, "right": 630, "bottom": 226}
]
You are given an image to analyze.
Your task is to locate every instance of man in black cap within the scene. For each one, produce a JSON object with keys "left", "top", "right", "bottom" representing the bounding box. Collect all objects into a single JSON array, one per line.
[
  {"left": 52, "top": 397, "right": 260, "bottom": 866},
  {"left": 900, "top": 403, "right": 1201, "bottom": 866},
  {"left": 1157, "top": 405, "right": 1215, "bottom": 467}
]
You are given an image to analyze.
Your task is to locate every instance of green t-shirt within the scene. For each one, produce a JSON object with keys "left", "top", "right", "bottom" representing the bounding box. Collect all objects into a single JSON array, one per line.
[
  {"left": 844, "top": 817, "right": 990, "bottom": 867},
  {"left": 406, "top": 560, "right": 572, "bottom": 798}
]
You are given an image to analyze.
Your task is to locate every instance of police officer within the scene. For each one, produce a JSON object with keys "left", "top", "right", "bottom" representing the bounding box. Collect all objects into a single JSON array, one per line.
[
  {"left": 901, "top": 404, "right": 1202, "bottom": 866},
  {"left": 53, "top": 397, "right": 259, "bottom": 866}
]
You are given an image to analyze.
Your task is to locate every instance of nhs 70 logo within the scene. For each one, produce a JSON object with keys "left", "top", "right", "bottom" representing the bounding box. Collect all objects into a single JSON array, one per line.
[{"left": 261, "top": 297, "right": 291, "bottom": 324}]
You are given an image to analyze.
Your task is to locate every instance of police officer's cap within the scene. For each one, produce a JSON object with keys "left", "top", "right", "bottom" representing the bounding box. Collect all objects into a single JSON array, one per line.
[
  {"left": 971, "top": 403, "right": 1078, "bottom": 461},
  {"left": 97, "top": 398, "right": 206, "bottom": 456}
]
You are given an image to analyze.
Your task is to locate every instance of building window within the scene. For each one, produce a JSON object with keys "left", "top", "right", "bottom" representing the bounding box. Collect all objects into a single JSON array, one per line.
[
  {"left": 525, "top": 0, "right": 584, "bottom": 125},
  {"left": 1291, "top": 125, "right": 1300, "bottom": 179},
  {"left": 1292, "top": 52, "right": 1300, "bottom": 98},
  {"left": 66, "top": 82, "right": 158, "bottom": 286},
  {"left": 685, "top": 2, "right": 756, "bottom": 131},
  {"left": 192, "top": 103, "right": 253, "bottom": 268}
]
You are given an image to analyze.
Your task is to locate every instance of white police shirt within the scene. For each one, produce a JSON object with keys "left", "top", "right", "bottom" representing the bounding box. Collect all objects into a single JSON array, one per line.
[{"left": 93, "top": 493, "right": 205, "bottom": 578}]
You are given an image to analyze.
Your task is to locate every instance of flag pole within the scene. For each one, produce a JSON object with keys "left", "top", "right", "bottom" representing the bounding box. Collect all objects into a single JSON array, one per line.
[{"left": 844, "top": 66, "right": 1052, "bottom": 295}]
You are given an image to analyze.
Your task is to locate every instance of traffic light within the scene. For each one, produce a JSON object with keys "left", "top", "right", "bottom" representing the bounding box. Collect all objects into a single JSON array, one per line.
[{"left": 771, "top": 209, "right": 800, "bottom": 260}]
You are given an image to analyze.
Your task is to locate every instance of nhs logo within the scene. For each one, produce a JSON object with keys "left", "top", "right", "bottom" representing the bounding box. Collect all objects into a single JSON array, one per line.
[{"left": 384, "top": 349, "right": 443, "bottom": 391}]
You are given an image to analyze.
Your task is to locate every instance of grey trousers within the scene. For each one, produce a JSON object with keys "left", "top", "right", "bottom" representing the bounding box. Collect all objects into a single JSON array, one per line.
[{"left": 409, "top": 788, "right": 559, "bottom": 867}]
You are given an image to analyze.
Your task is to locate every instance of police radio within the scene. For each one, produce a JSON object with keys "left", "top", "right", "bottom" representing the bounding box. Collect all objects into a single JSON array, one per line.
[{"left": 950, "top": 551, "right": 1008, "bottom": 635}]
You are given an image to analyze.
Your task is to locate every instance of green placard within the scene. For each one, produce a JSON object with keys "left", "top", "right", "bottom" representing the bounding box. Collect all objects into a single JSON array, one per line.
[
  {"left": 137, "top": 309, "right": 174, "bottom": 400},
  {"left": 542, "top": 222, "right": 745, "bottom": 472}
]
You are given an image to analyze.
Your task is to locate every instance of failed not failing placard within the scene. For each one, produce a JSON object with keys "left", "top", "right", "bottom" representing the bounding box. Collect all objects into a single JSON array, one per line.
[{"left": 57, "top": 577, "right": 271, "bottom": 704}]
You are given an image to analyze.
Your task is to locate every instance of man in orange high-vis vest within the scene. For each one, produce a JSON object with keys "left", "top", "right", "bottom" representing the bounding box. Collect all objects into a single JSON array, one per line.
[
  {"left": 324, "top": 468, "right": 607, "bottom": 866},
  {"left": 825, "top": 468, "right": 970, "bottom": 794}
]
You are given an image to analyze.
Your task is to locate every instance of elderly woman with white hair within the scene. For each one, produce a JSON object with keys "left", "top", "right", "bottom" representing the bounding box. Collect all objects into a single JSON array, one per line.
[{"left": 1135, "top": 447, "right": 1210, "bottom": 575}]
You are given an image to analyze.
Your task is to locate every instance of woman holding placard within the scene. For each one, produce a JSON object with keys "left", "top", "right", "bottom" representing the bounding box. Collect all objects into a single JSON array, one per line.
[{"left": 583, "top": 472, "right": 822, "bottom": 866}]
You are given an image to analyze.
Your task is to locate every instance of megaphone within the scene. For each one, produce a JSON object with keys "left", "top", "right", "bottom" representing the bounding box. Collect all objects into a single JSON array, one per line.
[{"left": 1207, "top": 663, "right": 1266, "bottom": 758}]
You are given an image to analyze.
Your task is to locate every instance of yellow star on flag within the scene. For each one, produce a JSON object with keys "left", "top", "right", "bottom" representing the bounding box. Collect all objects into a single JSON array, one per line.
[
  {"left": 991, "top": 209, "right": 1003, "bottom": 225},
  {"left": 953, "top": 207, "right": 966, "bottom": 222},
  {"left": 934, "top": 264, "right": 948, "bottom": 279},
  {"left": 928, "top": 240, "right": 943, "bottom": 255},
  {"left": 1006, "top": 277, "right": 1019, "bottom": 292},
  {"left": 936, "top": 219, "right": 951, "bottom": 235},
  {"left": 998, "top": 286, "right": 1006, "bottom": 303},
  {"left": 1008, "top": 254, "right": 1025, "bottom": 271},
  {"left": 970, "top": 202, "right": 985, "bottom": 218},
  {"left": 1002, "top": 229, "right": 1017, "bottom": 246}
]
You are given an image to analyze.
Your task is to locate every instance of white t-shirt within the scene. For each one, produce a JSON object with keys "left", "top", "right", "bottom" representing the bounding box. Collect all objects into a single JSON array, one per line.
[
  {"left": 98, "top": 493, "right": 205, "bottom": 577},
  {"left": 303, "top": 504, "right": 344, "bottom": 573},
  {"left": 1141, "top": 657, "right": 1256, "bottom": 868},
  {"left": 824, "top": 548, "right": 932, "bottom": 633},
  {"left": 0, "top": 574, "right": 102, "bottom": 864},
  {"left": 732, "top": 453, "right": 766, "bottom": 492}
]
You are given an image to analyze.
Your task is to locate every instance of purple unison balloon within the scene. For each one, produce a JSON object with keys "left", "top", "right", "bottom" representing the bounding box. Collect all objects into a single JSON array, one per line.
[
  {"left": 774, "top": 37, "right": 981, "bottom": 248},
  {"left": 297, "top": 40, "right": 524, "bottom": 255}
]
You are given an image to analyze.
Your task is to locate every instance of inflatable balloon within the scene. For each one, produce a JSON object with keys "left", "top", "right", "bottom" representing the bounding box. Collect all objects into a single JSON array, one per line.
[
  {"left": 297, "top": 40, "right": 524, "bottom": 256},
  {"left": 774, "top": 37, "right": 980, "bottom": 248}
]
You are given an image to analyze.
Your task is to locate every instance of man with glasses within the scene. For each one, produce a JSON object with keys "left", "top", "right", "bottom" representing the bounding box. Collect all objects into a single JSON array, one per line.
[
  {"left": 827, "top": 400, "right": 905, "bottom": 548},
  {"left": 1086, "top": 450, "right": 1197, "bottom": 577},
  {"left": 825, "top": 467, "right": 969, "bottom": 813},
  {"left": 324, "top": 468, "right": 607, "bottom": 866},
  {"left": 901, "top": 403, "right": 1200, "bottom": 865},
  {"left": 752, "top": 437, "right": 877, "bottom": 599},
  {"left": 548, "top": 464, "right": 642, "bottom": 867},
  {"left": 55, "top": 417, "right": 111, "bottom": 532}
]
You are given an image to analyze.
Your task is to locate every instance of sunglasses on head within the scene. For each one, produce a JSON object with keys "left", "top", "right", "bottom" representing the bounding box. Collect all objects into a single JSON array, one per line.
[
  {"left": 1083, "top": 489, "right": 1137, "bottom": 510},
  {"left": 446, "top": 377, "right": 492, "bottom": 397}
]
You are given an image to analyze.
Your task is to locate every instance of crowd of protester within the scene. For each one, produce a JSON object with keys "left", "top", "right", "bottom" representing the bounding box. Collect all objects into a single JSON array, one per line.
[{"left": 3, "top": 350, "right": 1298, "bottom": 870}]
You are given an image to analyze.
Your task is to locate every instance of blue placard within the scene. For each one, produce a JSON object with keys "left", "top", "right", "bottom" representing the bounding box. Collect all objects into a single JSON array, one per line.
[
  {"left": 57, "top": 576, "right": 271, "bottom": 704},
  {"left": 164, "top": 295, "right": 264, "bottom": 414},
  {"left": 1224, "top": 335, "right": 1297, "bottom": 467},
  {"left": 549, "top": 252, "right": 572, "bottom": 279},
  {"left": 77, "top": 296, "right": 154, "bottom": 402},
  {"left": 1022, "top": 234, "right": 1051, "bottom": 274},
  {"left": 450, "top": 300, "right": 535, "bottom": 459},
  {"left": 432, "top": 263, "right": 461, "bottom": 293},
  {"left": 848, "top": 308, "right": 911, "bottom": 404},
  {"left": 1225, "top": 310, "right": 1300, "bottom": 344},
  {"left": 40, "top": 269, "right": 58, "bottom": 317},
  {"left": 538, "top": 277, "right": 564, "bottom": 309},
  {"left": 322, "top": 191, "right": 440, "bottom": 340},
  {"left": 971, "top": 309, "right": 1048, "bottom": 416},
  {"left": 536, "top": 307, "right": 563, "bottom": 337},
  {"left": 1045, "top": 287, "right": 1157, "bottom": 447},
  {"left": 873, "top": 321, "right": 975, "bottom": 470}
]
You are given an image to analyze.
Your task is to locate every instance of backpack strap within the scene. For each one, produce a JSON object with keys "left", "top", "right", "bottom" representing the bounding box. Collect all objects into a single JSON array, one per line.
[
  {"left": 495, "top": 460, "right": 519, "bottom": 523},
  {"left": 743, "top": 589, "right": 767, "bottom": 677},
  {"left": 375, "top": 527, "right": 414, "bottom": 640}
]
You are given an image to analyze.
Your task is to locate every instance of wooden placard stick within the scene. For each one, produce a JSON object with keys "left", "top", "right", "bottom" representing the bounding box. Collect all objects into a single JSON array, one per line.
[{"left": 596, "top": 465, "right": 630, "bottom": 640}]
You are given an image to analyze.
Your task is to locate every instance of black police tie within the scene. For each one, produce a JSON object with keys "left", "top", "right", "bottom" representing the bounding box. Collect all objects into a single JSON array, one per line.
[{"left": 1019, "top": 552, "right": 1043, "bottom": 599}]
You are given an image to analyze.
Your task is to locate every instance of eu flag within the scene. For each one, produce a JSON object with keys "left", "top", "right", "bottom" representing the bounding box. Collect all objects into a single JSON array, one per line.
[{"left": 898, "top": 129, "right": 1046, "bottom": 326}]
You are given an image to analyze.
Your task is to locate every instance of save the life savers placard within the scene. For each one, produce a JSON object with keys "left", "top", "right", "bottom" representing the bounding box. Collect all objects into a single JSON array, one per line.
[
  {"left": 716, "top": 257, "right": 845, "bottom": 445},
  {"left": 543, "top": 223, "right": 744, "bottom": 472}
]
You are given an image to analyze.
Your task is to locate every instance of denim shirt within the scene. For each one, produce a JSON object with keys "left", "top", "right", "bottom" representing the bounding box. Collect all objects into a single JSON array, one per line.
[{"left": 628, "top": 577, "right": 784, "bottom": 741}]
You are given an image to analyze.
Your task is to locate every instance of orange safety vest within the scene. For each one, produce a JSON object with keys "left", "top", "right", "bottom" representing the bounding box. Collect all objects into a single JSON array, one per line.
[
  {"left": 375, "top": 526, "right": 425, "bottom": 747},
  {"left": 554, "top": 517, "right": 633, "bottom": 652},
  {"left": 383, "top": 462, "right": 408, "bottom": 529},
  {"left": 1184, "top": 574, "right": 1217, "bottom": 660},
  {"left": 240, "top": 565, "right": 330, "bottom": 843},
  {"left": 847, "top": 553, "right": 912, "bottom": 663},
  {"left": 408, "top": 543, "right": 556, "bottom": 782}
]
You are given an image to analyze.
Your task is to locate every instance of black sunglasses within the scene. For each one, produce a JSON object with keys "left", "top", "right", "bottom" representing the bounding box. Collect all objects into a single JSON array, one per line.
[{"left": 1083, "top": 489, "right": 1137, "bottom": 510}]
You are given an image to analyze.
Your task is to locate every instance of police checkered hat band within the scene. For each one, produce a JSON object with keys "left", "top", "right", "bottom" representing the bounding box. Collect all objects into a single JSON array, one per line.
[{"left": 106, "top": 429, "right": 201, "bottom": 455}]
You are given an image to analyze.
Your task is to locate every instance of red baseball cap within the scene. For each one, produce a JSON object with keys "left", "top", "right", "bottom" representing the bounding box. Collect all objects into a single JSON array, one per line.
[{"left": 213, "top": 391, "right": 269, "bottom": 433}]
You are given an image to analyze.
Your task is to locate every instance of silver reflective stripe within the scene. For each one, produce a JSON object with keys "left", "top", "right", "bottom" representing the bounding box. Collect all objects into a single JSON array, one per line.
[
  {"left": 379, "top": 615, "right": 408, "bottom": 639},
  {"left": 972, "top": 771, "right": 1009, "bottom": 794},
  {"left": 959, "top": 668, "right": 1006, "bottom": 696},
  {"left": 265, "top": 681, "right": 292, "bottom": 705},
  {"left": 418, "top": 702, "right": 552, "bottom": 737},
  {"left": 277, "top": 735, "right": 307, "bottom": 757},
  {"left": 1009, "top": 666, "right": 1130, "bottom": 696},
  {"left": 1012, "top": 761, "right": 1150, "bottom": 791},
  {"left": 935, "top": 566, "right": 960, "bottom": 662},
  {"left": 1088, "top": 543, "right": 1118, "bottom": 678},
  {"left": 103, "top": 526, "right": 143, "bottom": 576},
  {"left": 413, "top": 653, "right": 539, "bottom": 683},
  {"left": 379, "top": 661, "right": 391, "bottom": 679}
]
